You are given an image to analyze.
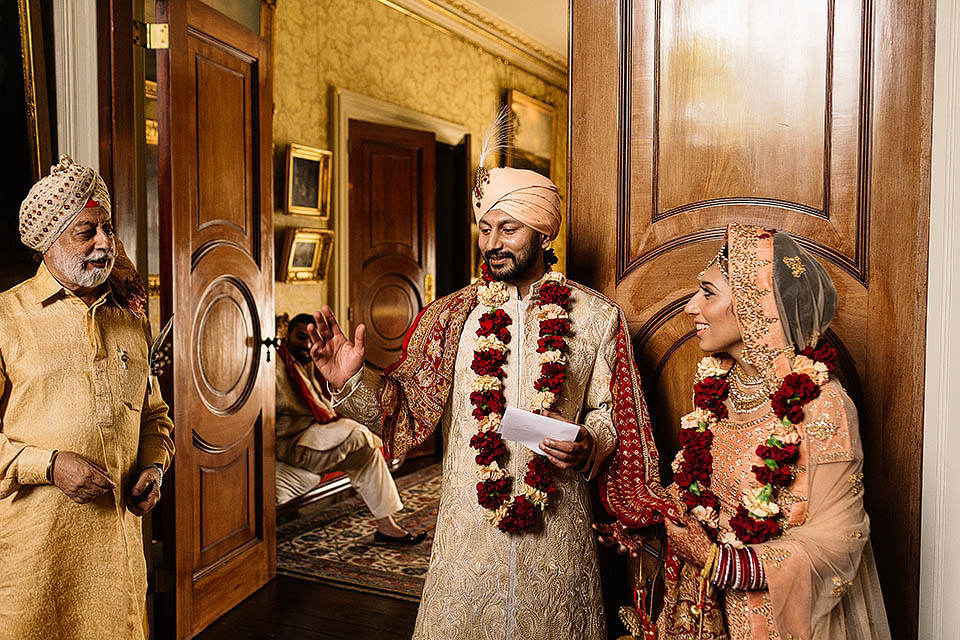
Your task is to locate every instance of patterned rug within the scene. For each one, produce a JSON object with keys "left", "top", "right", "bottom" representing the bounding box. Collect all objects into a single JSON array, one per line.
[{"left": 277, "top": 463, "right": 441, "bottom": 602}]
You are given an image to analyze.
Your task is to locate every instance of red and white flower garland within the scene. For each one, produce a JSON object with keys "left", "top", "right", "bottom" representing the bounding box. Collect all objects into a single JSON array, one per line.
[
  {"left": 672, "top": 342, "right": 838, "bottom": 545},
  {"left": 468, "top": 264, "right": 572, "bottom": 533}
]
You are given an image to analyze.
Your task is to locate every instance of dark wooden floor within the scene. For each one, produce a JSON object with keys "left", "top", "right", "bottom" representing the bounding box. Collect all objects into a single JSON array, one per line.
[{"left": 195, "top": 575, "right": 418, "bottom": 640}]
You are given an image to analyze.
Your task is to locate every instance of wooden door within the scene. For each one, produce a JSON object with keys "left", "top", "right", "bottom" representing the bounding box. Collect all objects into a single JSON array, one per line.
[
  {"left": 156, "top": 0, "right": 275, "bottom": 636},
  {"left": 348, "top": 120, "right": 436, "bottom": 371},
  {"left": 569, "top": 1, "right": 933, "bottom": 638}
]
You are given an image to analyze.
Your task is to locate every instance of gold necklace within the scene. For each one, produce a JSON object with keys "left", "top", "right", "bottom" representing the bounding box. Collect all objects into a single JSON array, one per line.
[{"left": 728, "top": 363, "right": 769, "bottom": 413}]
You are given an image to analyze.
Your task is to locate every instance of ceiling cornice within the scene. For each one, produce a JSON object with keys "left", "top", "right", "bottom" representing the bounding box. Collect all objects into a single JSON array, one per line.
[{"left": 375, "top": 0, "right": 568, "bottom": 89}]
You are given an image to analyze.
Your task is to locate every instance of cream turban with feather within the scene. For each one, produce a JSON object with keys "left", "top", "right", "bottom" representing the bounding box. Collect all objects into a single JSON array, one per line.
[{"left": 473, "top": 167, "right": 562, "bottom": 241}]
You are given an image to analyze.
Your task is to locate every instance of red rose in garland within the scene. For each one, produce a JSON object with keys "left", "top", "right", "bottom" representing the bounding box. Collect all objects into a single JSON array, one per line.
[
  {"left": 536, "top": 335, "right": 566, "bottom": 353},
  {"left": 498, "top": 496, "right": 537, "bottom": 533},
  {"left": 471, "top": 349, "right": 507, "bottom": 376},
  {"left": 693, "top": 377, "right": 729, "bottom": 420},
  {"left": 771, "top": 373, "right": 820, "bottom": 424},
  {"left": 470, "top": 430, "right": 507, "bottom": 465},
  {"left": 477, "top": 309, "right": 512, "bottom": 342},
  {"left": 539, "top": 318, "right": 570, "bottom": 336},
  {"left": 476, "top": 478, "right": 511, "bottom": 509}
]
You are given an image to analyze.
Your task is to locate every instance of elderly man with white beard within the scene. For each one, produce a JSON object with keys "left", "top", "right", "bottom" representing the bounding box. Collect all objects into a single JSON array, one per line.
[{"left": 0, "top": 155, "right": 175, "bottom": 640}]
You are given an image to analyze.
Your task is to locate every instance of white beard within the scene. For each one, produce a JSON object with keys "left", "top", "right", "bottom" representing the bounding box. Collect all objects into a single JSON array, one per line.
[{"left": 49, "top": 242, "right": 116, "bottom": 289}]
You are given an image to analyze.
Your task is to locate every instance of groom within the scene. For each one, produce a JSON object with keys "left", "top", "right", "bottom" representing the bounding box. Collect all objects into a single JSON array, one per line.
[{"left": 307, "top": 165, "right": 667, "bottom": 639}]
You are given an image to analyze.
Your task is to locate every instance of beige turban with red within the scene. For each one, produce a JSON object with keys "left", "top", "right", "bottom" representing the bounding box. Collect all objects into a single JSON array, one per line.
[
  {"left": 19, "top": 155, "right": 112, "bottom": 254},
  {"left": 473, "top": 167, "right": 562, "bottom": 241}
]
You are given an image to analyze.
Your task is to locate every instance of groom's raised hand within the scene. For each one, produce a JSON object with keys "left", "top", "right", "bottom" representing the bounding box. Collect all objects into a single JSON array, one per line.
[{"left": 307, "top": 305, "right": 366, "bottom": 390}]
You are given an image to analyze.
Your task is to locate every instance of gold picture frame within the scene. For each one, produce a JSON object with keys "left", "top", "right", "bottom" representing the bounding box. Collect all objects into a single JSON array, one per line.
[
  {"left": 504, "top": 90, "right": 556, "bottom": 181},
  {"left": 18, "top": 0, "right": 53, "bottom": 183},
  {"left": 280, "top": 228, "right": 334, "bottom": 283},
  {"left": 285, "top": 143, "right": 332, "bottom": 218}
]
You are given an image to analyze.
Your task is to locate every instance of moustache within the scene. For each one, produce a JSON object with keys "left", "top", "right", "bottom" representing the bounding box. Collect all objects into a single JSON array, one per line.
[
  {"left": 484, "top": 251, "right": 515, "bottom": 261},
  {"left": 83, "top": 250, "right": 115, "bottom": 266}
]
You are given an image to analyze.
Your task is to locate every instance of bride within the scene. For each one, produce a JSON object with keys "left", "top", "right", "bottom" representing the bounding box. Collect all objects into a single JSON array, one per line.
[{"left": 605, "top": 224, "right": 891, "bottom": 640}]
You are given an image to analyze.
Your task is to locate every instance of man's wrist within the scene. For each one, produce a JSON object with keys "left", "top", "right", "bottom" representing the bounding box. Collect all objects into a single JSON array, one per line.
[
  {"left": 143, "top": 462, "right": 164, "bottom": 488},
  {"left": 45, "top": 450, "right": 60, "bottom": 484}
]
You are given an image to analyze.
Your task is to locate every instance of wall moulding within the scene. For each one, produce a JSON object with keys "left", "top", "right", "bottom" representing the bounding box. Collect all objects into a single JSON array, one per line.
[{"left": 374, "top": 0, "right": 568, "bottom": 88}]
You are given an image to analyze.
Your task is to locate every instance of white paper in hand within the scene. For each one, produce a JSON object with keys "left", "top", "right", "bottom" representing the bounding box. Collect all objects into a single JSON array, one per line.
[{"left": 498, "top": 406, "right": 580, "bottom": 455}]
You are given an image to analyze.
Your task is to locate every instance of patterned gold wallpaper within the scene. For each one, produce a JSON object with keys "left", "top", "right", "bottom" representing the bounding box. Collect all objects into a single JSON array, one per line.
[{"left": 272, "top": 0, "right": 568, "bottom": 320}]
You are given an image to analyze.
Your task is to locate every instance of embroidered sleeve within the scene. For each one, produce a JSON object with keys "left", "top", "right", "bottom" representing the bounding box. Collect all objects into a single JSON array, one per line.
[
  {"left": 329, "top": 366, "right": 386, "bottom": 433},
  {"left": 579, "top": 308, "right": 619, "bottom": 480}
]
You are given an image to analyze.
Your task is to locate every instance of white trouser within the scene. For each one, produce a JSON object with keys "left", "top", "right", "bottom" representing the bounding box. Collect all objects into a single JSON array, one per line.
[{"left": 290, "top": 428, "right": 403, "bottom": 519}]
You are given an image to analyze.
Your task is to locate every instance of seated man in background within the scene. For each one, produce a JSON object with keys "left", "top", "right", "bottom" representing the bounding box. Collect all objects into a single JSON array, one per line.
[{"left": 276, "top": 313, "right": 424, "bottom": 545}]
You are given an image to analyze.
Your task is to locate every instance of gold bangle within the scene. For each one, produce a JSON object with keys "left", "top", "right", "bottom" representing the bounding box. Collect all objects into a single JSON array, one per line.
[
  {"left": 45, "top": 450, "right": 60, "bottom": 483},
  {"left": 702, "top": 543, "right": 719, "bottom": 579}
]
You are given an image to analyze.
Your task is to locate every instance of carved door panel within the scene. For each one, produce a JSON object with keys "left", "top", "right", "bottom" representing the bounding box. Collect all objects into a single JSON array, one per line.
[
  {"left": 569, "top": 1, "right": 932, "bottom": 638},
  {"left": 348, "top": 120, "right": 436, "bottom": 371},
  {"left": 156, "top": 0, "right": 275, "bottom": 636}
]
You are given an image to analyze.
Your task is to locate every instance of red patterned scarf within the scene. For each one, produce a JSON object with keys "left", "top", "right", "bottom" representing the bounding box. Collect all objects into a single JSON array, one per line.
[
  {"left": 279, "top": 343, "right": 337, "bottom": 424},
  {"left": 376, "top": 280, "right": 672, "bottom": 526}
]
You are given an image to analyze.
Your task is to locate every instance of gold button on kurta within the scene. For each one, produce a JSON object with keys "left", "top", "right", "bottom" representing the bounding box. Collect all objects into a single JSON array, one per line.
[{"left": 0, "top": 264, "right": 174, "bottom": 640}]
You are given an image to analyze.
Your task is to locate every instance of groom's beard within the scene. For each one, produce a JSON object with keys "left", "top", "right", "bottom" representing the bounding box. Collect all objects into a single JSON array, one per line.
[{"left": 483, "top": 243, "right": 541, "bottom": 281}]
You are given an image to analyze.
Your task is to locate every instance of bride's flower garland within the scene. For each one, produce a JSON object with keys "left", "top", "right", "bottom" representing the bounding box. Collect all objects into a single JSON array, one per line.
[
  {"left": 469, "top": 264, "right": 571, "bottom": 533},
  {"left": 672, "top": 342, "right": 838, "bottom": 544}
]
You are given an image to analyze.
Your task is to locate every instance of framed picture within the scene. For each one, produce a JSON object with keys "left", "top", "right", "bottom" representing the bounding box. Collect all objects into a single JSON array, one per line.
[
  {"left": 280, "top": 228, "right": 335, "bottom": 283},
  {"left": 504, "top": 90, "right": 556, "bottom": 180},
  {"left": 18, "top": 0, "right": 53, "bottom": 183},
  {"left": 285, "top": 143, "right": 332, "bottom": 218}
]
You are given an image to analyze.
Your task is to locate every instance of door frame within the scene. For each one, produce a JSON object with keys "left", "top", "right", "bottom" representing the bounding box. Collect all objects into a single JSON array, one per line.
[
  {"left": 920, "top": 0, "right": 960, "bottom": 633},
  {"left": 331, "top": 88, "right": 469, "bottom": 320}
]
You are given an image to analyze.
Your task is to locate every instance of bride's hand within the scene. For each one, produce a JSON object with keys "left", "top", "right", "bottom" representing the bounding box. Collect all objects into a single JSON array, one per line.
[{"left": 664, "top": 515, "right": 713, "bottom": 567}]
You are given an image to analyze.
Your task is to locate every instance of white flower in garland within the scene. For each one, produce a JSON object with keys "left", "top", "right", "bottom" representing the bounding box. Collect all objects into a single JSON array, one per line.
[
  {"left": 538, "top": 349, "right": 566, "bottom": 365},
  {"left": 792, "top": 354, "right": 830, "bottom": 386},
  {"left": 478, "top": 280, "right": 510, "bottom": 307},
  {"left": 536, "top": 303, "right": 568, "bottom": 321},
  {"left": 477, "top": 461, "right": 509, "bottom": 481},
  {"left": 532, "top": 390, "right": 557, "bottom": 411},
  {"left": 772, "top": 420, "right": 801, "bottom": 445},
  {"left": 696, "top": 355, "right": 729, "bottom": 380},
  {"left": 720, "top": 531, "right": 745, "bottom": 549},
  {"left": 679, "top": 408, "right": 716, "bottom": 430},
  {"left": 691, "top": 504, "right": 720, "bottom": 529},
  {"left": 543, "top": 271, "right": 565, "bottom": 283},
  {"left": 476, "top": 413, "right": 501, "bottom": 433},
  {"left": 742, "top": 486, "right": 780, "bottom": 518},
  {"left": 472, "top": 375, "right": 502, "bottom": 392},
  {"left": 524, "top": 485, "right": 550, "bottom": 509},
  {"left": 483, "top": 504, "right": 509, "bottom": 524},
  {"left": 671, "top": 451, "right": 685, "bottom": 473},
  {"left": 475, "top": 335, "right": 509, "bottom": 353}
]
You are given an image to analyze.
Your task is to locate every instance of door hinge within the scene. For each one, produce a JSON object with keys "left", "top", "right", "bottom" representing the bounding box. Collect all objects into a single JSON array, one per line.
[
  {"left": 133, "top": 21, "right": 169, "bottom": 49},
  {"left": 347, "top": 307, "right": 354, "bottom": 322},
  {"left": 424, "top": 273, "right": 435, "bottom": 304}
]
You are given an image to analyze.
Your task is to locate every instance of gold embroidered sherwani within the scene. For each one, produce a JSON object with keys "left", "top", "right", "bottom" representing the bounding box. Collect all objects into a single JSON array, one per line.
[
  {"left": 332, "top": 277, "right": 621, "bottom": 640},
  {"left": 0, "top": 264, "right": 174, "bottom": 640}
]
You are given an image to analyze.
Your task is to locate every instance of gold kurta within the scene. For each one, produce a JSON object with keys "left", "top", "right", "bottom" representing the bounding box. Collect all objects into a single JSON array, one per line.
[
  {"left": 333, "top": 278, "right": 620, "bottom": 640},
  {"left": 0, "top": 264, "right": 174, "bottom": 640}
]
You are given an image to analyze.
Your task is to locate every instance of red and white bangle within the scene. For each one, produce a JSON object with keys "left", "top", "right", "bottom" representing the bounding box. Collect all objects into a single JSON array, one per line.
[{"left": 711, "top": 544, "right": 768, "bottom": 590}]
